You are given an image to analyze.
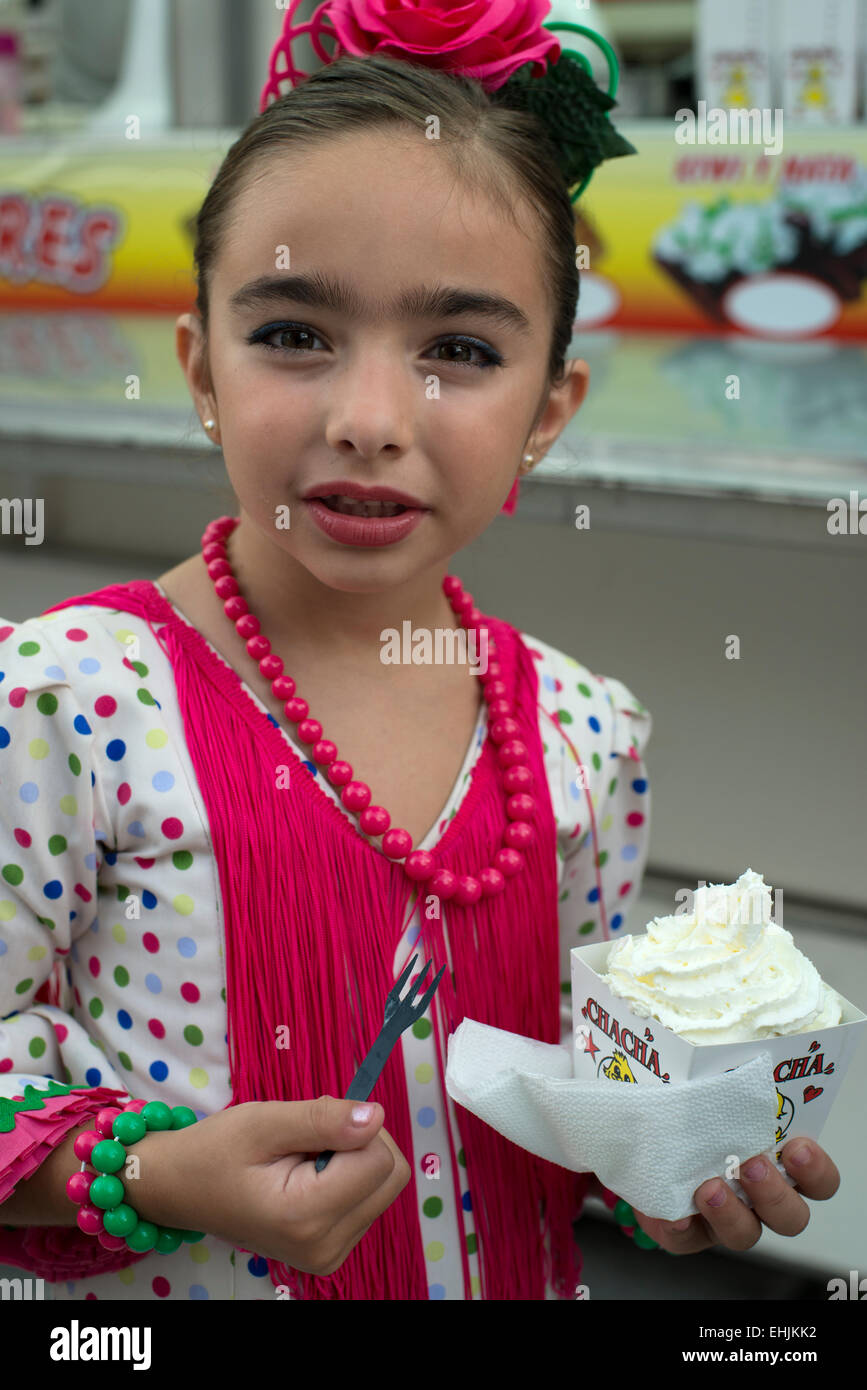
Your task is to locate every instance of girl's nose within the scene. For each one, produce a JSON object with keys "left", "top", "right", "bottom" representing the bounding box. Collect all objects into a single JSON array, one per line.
[{"left": 323, "top": 347, "right": 416, "bottom": 460}]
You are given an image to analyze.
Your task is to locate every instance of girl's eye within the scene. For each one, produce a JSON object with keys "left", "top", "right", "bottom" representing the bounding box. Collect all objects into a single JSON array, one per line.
[
  {"left": 429, "top": 337, "right": 503, "bottom": 370},
  {"left": 248, "top": 324, "right": 502, "bottom": 370}
]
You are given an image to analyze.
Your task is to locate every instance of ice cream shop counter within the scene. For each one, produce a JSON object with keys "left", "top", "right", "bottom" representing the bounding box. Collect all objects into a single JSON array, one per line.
[{"left": 2, "top": 321, "right": 866, "bottom": 554}]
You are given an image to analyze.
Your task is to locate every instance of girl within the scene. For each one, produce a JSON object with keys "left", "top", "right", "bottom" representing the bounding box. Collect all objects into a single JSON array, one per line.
[{"left": 0, "top": 33, "right": 838, "bottom": 1300}]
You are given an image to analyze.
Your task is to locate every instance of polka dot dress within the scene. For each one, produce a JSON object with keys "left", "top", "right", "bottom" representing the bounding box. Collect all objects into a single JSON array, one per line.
[{"left": 0, "top": 592, "right": 652, "bottom": 1300}]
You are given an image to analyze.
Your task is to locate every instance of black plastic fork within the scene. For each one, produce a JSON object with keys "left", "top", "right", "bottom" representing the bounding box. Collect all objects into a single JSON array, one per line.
[{"left": 314, "top": 953, "right": 446, "bottom": 1172}]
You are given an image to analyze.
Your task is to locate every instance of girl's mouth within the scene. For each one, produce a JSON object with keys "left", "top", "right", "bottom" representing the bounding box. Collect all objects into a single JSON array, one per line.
[{"left": 317, "top": 495, "right": 409, "bottom": 518}]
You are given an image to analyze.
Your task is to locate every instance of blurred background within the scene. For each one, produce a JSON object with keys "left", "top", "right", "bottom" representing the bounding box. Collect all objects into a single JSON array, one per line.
[{"left": 0, "top": 0, "right": 865, "bottom": 1300}]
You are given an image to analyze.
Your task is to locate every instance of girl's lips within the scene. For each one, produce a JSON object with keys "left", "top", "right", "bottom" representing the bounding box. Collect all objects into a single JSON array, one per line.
[{"left": 303, "top": 498, "right": 428, "bottom": 548}]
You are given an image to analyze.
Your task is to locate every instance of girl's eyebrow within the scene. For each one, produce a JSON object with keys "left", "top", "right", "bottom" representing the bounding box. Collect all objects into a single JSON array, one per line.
[{"left": 228, "top": 271, "right": 532, "bottom": 336}]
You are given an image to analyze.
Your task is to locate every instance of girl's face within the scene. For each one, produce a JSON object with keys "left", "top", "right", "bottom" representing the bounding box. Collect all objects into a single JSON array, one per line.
[{"left": 180, "top": 127, "right": 588, "bottom": 594}]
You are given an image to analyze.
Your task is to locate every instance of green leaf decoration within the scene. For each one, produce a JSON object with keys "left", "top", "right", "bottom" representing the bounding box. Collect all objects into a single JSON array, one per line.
[
  {"left": 491, "top": 50, "right": 637, "bottom": 191},
  {"left": 0, "top": 1079, "right": 85, "bottom": 1133}
]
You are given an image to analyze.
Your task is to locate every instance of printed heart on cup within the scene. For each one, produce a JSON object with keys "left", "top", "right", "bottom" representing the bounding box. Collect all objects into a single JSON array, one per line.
[{"left": 803, "top": 1085, "right": 824, "bottom": 1103}]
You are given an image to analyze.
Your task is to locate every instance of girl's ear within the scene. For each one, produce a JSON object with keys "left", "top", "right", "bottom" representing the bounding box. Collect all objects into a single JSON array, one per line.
[
  {"left": 529, "top": 359, "right": 590, "bottom": 461},
  {"left": 176, "top": 311, "right": 218, "bottom": 424}
]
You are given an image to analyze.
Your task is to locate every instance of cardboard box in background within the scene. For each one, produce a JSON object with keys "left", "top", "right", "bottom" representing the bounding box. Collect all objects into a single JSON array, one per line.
[
  {"left": 777, "top": 0, "right": 860, "bottom": 124},
  {"left": 696, "top": 0, "right": 774, "bottom": 112},
  {"left": 571, "top": 940, "right": 867, "bottom": 1165}
]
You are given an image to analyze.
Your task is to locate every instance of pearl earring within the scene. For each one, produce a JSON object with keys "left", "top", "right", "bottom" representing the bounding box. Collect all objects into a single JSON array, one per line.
[
  {"left": 203, "top": 419, "right": 216, "bottom": 431},
  {"left": 523, "top": 453, "right": 533, "bottom": 463}
]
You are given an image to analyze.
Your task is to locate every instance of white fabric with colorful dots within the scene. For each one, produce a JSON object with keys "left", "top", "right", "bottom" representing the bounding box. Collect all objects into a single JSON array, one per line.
[{"left": 0, "top": 595, "right": 651, "bottom": 1300}]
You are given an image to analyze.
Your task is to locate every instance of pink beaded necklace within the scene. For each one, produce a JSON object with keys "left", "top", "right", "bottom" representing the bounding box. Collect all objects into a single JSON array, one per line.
[{"left": 201, "top": 515, "right": 537, "bottom": 904}]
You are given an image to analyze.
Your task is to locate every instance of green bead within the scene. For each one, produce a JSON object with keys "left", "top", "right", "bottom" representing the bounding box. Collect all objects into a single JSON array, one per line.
[
  {"left": 170, "top": 1105, "right": 198, "bottom": 1130},
  {"left": 89, "top": 1174, "right": 125, "bottom": 1210},
  {"left": 141, "top": 1101, "right": 173, "bottom": 1131},
  {"left": 154, "top": 1228, "right": 183, "bottom": 1255},
  {"left": 112, "top": 1112, "right": 147, "bottom": 1145},
  {"left": 613, "top": 1199, "right": 634, "bottom": 1226},
  {"left": 633, "top": 1227, "right": 659, "bottom": 1250},
  {"left": 180, "top": 1230, "right": 205, "bottom": 1243},
  {"left": 126, "top": 1220, "right": 158, "bottom": 1252},
  {"left": 91, "top": 1139, "right": 127, "bottom": 1174},
  {"left": 103, "top": 1203, "right": 138, "bottom": 1236}
]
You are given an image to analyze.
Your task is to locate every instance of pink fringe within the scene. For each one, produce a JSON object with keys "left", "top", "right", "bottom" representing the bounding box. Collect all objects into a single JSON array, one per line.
[{"left": 44, "top": 577, "right": 589, "bottom": 1299}]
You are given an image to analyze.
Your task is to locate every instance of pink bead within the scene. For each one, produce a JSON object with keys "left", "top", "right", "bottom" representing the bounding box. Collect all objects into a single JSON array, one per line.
[
  {"left": 404, "top": 850, "right": 436, "bottom": 881},
  {"left": 97, "top": 1231, "right": 129, "bottom": 1251},
  {"left": 272, "top": 675, "right": 296, "bottom": 700},
  {"left": 224, "top": 595, "right": 248, "bottom": 621},
  {"left": 73, "top": 1130, "right": 100, "bottom": 1162},
  {"left": 506, "top": 792, "right": 536, "bottom": 821},
  {"left": 488, "top": 698, "right": 511, "bottom": 720},
  {"left": 484, "top": 681, "right": 508, "bottom": 704},
  {"left": 456, "top": 592, "right": 473, "bottom": 614},
  {"left": 95, "top": 1107, "right": 123, "bottom": 1138},
  {"left": 247, "top": 634, "right": 270, "bottom": 660},
  {"left": 206, "top": 558, "right": 232, "bottom": 580},
  {"left": 382, "top": 827, "right": 413, "bottom": 859},
  {"left": 442, "top": 576, "right": 462, "bottom": 598},
  {"left": 503, "top": 764, "right": 534, "bottom": 794},
  {"left": 122, "top": 1098, "right": 148, "bottom": 1113},
  {"left": 468, "top": 608, "right": 482, "bottom": 625},
  {"left": 478, "top": 867, "right": 506, "bottom": 896},
  {"left": 454, "top": 875, "right": 482, "bottom": 905},
  {"left": 214, "top": 575, "right": 239, "bottom": 599},
  {"left": 430, "top": 868, "right": 458, "bottom": 899},
  {"left": 297, "top": 718, "right": 323, "bottom": 744},
  {"left": 490, "top": 717, "right": 520, "bottom": 745},
  {"left": 494, "top": 848, "right": 524, "bottom": 877},
  {"left": 202, "top": 542, "right": 225, "bottom": 563},
  {"left": 236, "top": 613, "right": 260, "bottom": 639},
  {"left": 77, "top": 1204, "right": 105, "bottom": 1236},
  {"left": 326, "top": 760, "right": 353, "bottom": 787},
  {"left": 284, "top": 697, "right": 309, "bottom": 722},
  {"left": 497, "top": 739, "right": 528, "bottom": 767},
  {"left": 260, "top": 654, "right": 283, "bottom": 680},
  {"left": 312, "top": 740, "right": 337, "bottom": 765},
  {"left": 504, "top": 820, "right": 534, "bottom": 850},
  {"left": 360, "top": 804, "right": 391, "bottom": 835},
  {"left": 342, "top": 781, "right": 372, "bottom": 811},
  {"left": 66, "top": 1170, "right": 93, "bottom": 1204}
]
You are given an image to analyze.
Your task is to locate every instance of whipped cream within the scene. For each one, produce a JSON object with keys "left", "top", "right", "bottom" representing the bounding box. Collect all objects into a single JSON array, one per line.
[{"left": 601, "top": 870, "right": 843, "bottom": 1046}]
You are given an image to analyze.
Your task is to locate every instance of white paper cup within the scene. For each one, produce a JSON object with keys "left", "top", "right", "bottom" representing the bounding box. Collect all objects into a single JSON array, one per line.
[{"left": 571, "top": 940, "right": 866, "bottom": 1162}]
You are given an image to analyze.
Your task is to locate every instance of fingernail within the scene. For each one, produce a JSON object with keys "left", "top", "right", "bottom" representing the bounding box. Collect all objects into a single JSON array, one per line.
[
  {"left": 351, "top": 1104, "right": 374, "bottom": 1125},
  {"left": 743, "top": 1158, "right": 767, "bottom": 1181},
  {"left": 672, "top": 1218, "right": 692, "bottom": 1232},
  {"left": 789, "top": 1144, "right": 811, "bottom": 1166},
  {"left": 706, "top": 1183, "right": 727, "bottom": 1207}
]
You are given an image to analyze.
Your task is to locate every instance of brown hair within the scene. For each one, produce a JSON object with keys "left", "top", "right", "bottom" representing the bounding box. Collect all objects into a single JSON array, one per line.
[{"left": 192, "top": 53, "right": 579, "bottom": 392}]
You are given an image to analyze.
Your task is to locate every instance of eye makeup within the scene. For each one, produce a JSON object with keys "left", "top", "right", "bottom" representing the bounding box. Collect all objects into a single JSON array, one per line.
[{"left": 245, "top": 321, "right": 505, "bottom": 369}]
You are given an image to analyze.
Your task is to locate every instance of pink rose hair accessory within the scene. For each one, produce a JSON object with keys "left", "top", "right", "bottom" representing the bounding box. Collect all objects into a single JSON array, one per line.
[
  {"left": 260, "top": 0, "right": 560, "bottom": 101},
  {"left": 259, "top": 1, "right": 634, "bottom": 204}
]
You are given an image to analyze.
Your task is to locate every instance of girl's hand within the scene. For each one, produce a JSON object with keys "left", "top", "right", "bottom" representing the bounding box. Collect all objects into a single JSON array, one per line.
[
  {"left": 627, "top": 1139, "right": 840, "bottom": 1255},
  {"left": 141, "top": 1095, "right": 411, "bottom": 1276}
]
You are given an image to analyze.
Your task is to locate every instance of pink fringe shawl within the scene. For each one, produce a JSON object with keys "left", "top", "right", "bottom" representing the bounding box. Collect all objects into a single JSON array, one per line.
[{"left": 44, "top": 578, "right": 589, "bottom": 1299}]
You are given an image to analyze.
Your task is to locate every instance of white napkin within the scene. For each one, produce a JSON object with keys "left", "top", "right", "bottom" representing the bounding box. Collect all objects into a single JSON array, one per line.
[{"left": 445, "top": 1018, "right": 793, "bottom": 1222}]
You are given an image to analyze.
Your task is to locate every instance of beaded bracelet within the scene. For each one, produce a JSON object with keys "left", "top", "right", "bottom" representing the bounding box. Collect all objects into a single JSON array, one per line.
[
  {"left": 66, "top": 1098, "right": 205, "bottom": 1255},
  {"left": 612, "top": 1198, "right": 659, "bottom": 1250}
]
